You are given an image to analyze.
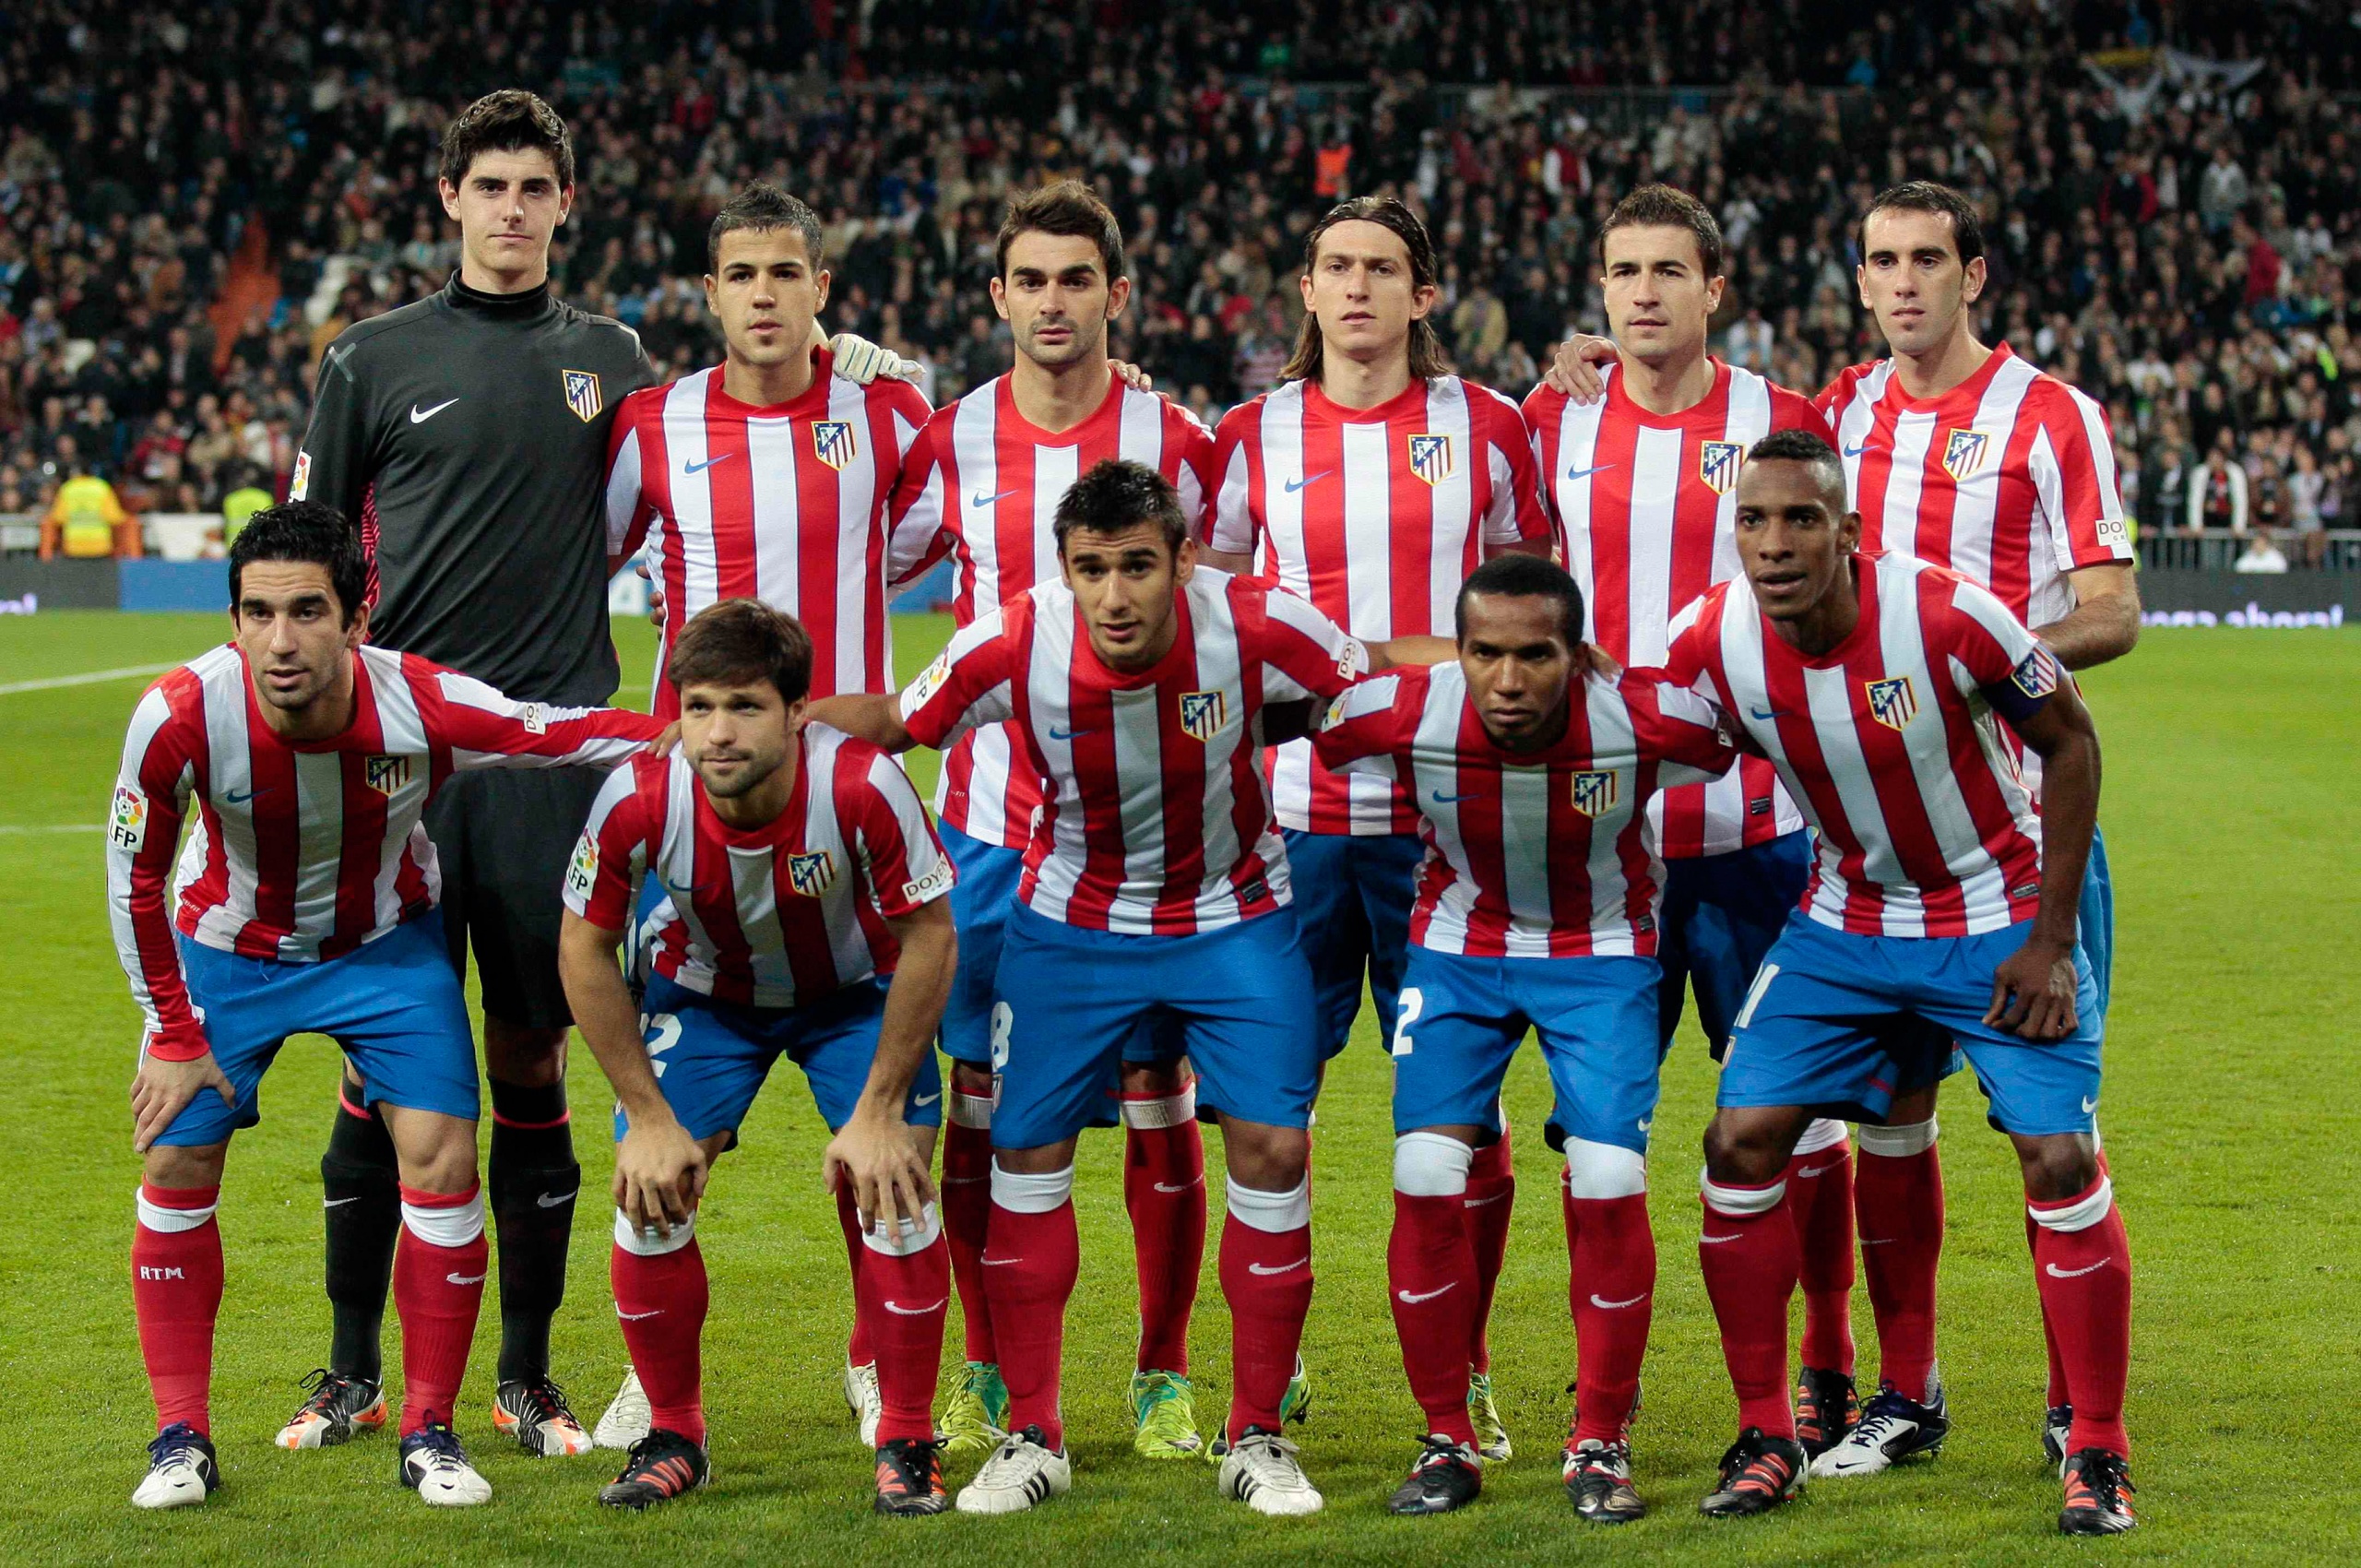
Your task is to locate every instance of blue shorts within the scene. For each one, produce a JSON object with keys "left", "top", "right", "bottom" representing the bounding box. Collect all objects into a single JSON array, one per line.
[
  {"left": 1394, "top": 947, "right": 1663, "bottom": 1155},
  {"left": 989, "top": 903, "right": 1319, "bottom": 1148},
  {"left": 1720, "top": 913, "right": 2104, "bottom": 1136},
  {"left": 628, "top": 972, "right": 943, "bottom": 1146},
  {"left": 1657, "top": 829, "right": 1811, "bottom": 1061},
  {"left": 1283, "top": 828, "right": 1422, "bottom": 1060},
  {"left": 157, "top": 911, "right": 480, "bottom": 1148}
]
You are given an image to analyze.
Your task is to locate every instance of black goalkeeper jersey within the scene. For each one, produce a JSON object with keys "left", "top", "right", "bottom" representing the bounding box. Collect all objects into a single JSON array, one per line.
[{"left": 293, "top": 273, "right": 658, "bottom": 705}]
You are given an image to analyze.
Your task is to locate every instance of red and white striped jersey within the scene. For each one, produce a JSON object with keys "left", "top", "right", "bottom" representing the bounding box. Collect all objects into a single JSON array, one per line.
[
  {"left": 1664, "top": 552, "right": 2062, "bottom": 939},
  {"left": 1817, "top": 344, "right": 2131, "bottom": 630},
  {"left": 1211, "top": 374, "right": 1553, "bottom": 835},
  {"left": 1313, "top": 660, "right": 1736, "bottom": 956},
  {"left": 108, "top": 644, "right": 664, "bottom": 1059},
  {"left": 1527, "top": 359, "right": 1821, "bottom": 859},
  {"left": 603, "top": 351, "right": 931, "bottom": 716},
  {"left": 885, "top": 369, "right": 1216, "bottom": 848},
  {"left": 564, "top": 723, "right": 953, "bottom": 1008},
  {"left": 897, "top": 567, "right": 1366, "bottom": 934}
]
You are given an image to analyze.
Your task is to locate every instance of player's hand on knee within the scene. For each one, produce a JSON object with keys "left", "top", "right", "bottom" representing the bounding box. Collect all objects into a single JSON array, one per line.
[
  {"left": 1543, "top": 334, "right": 1617, "bottom": 401},
  {"left": 825, "top": 1113, "right": 937, "bottom": 1241},
  {"left": 130, "top": 1050, "right": 235, "bottom": 1153},
  {"left": 1986, "top": 938, "right": 2079, "bottom": 1040},
  {"left": 615, "top": 1116, "right": 706, "bottom": 1236}
]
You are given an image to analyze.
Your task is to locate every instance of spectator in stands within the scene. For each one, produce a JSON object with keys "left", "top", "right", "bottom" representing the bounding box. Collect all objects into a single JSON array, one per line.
[
  {"left": 2233, "top": 530, "right": 2288, "bottom": 573},
  {"left": 39, "top": 457, "right": 132, "bottom": 561},
  {"left": 2189, "top": 444, "right": 2251, "bottom": 534}
]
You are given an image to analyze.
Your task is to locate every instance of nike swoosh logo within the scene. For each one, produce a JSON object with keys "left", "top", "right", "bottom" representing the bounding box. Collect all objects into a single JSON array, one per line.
[
  {"left": 1048, "top": 726, "right": 1095, "bottom": 742},
  {"left": 684, "top": 452, "right": 734, "bottom": 475},
  {"left": 1797, "top": 1162, "right": 1840, "bottom": 1179},
  {"left": 1430, "top": 790, "right": 1478, "bottom": 804},
  {"left": 972, "top": 488, "right": 1021, "bottom": 507},
  {"left": 1589, "top": 1292, "right": 1648, "bottom": 1310},
  {"left": 1698, "top": 1232, "right": 1741, "bottom": 1244},
  {"left": 1564, "top": 462, "right": 1616, "bottom": 481},
  {"left": 2045, "top": 1257, "right": 2112, "bottom": 1279},
  {"left": 884, "top": 1298, "right": 948, "bottom": 1315},
  {"left": 1842, "top": 443, "right": 1874, "bottom": 457},
  {"left": 1284, "top": 470, "right": 1334, "bottom": 493},
  {"left": 221, "top": 786, "right": 269, "bottom": 804},
  {"left": 1154, "top": 1180, "right": 1202, "bottom": 1194},
  {"left": 617, "top": 1308, "right": 664, "bottom": 1321},
  {"left": 1859, "top": 1237, "right": 1896, "bottom": 1247},
  {"left": 982, "top": 1256, "right": 1025, "bottom": 1266},
  {"left": 1747, "top": 707, "right": 1792, "bottom": 721},
  {"left": 446, "top": 1272, "right": 487, "bottom": 1286},
  {"left": 322, "top": 1195, "right": 362, "bottom": 1208},
  {"left": 1462, "top": 1191, "right": 1510, "bottom": 1208},
  {"left": 410, "top": 398, "right": 459, "bottom": 424},
  {"left": 2081, "top": 1097, "right": 2098, "bottom": 1114},
  {"left": 1249, "top": 1258, "right": 1309, "bottom": 1277},
  {"left": 536, "top": 1190, "right": 577, "bottom": 1208},
  {"left": 942, "top": 1175, "right": 989, "bottom": 1185},
  {"left": 912, "top": 1092, "right": 943, "bottom": 1108},
  {"left": 1636, "top": 1118, "right": 1651, "bottom": 1134},
  {"left": 1395, "top": 1282, "right": 1456, "bottom": 1303}
]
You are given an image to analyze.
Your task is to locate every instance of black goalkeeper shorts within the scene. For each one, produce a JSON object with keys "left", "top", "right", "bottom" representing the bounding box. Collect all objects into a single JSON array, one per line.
[{"left": 422, "top": 766, "right": 609, "bottom": 1032}]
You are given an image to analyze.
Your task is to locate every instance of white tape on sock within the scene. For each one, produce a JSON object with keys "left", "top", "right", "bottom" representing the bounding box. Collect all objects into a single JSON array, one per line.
[
  {"left": 400, "top": 1189, "right": 486, "bottom": 1249},
  {"left": 1857, "top": 1117, "right": 1939, "bottom": 1158},
  {"left": 1564, "top": 1138, "right": 1648, "bottom": 1200},
  {"left": 1226, "top": 1175, "right": 1311, "bottom": 1233},
  {"left": 612, "top": 1206, "right": 698, "bottom": 1254},
  {"left": 990, "top": 1160, "right": 1074, "bottom": 1214},
  {"left": 1392, "top": 1132, "right": 1474, "bottom": 1197}
]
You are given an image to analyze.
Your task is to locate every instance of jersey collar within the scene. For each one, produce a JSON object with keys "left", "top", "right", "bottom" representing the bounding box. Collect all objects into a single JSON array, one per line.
[{"left": 443, "top": 271, "right": 557, "bottom": 323}]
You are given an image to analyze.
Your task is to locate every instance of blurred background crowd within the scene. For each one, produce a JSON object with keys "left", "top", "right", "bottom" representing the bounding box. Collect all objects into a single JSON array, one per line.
[{"left": 2, "top": 0, "right": 2356, "bottom": 564}]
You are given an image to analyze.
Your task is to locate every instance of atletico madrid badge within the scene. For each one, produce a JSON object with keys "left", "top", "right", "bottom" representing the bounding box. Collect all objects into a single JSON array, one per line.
[
  {"left": 812, "top": 420, "right": 857, "bottom": 471},
  {"left": 562, "top": 369, "right": 603, "bottom": 424},
  {"left": 1178, "top": 690, "right": 1228, "bottom": 742},
  {"left": 1941, "top": 428, "right": 1991, "bottom": 481},
  {"left": 788, "top": 850, "right": 836, "bottom": 897},
  {"left": 1698, "top": 440, "right": 1743, "bottom": 495},
  {"left": 1406, "top": 433, "right": 1454, "bottom": 486},
  {"left": 363, "top": 754, "right": 412, "bottom": 796},
  {"left": 1865, "top": 675, "right": 1919, "bottom": 731},
  {"left": 1570, "top": 768, "right": 1619, "bottom": 818}
]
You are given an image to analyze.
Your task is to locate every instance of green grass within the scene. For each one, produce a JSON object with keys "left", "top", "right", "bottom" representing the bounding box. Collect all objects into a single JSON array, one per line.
[{"left": 2, "top": 610, "right": 2355, "bottom": 1564}]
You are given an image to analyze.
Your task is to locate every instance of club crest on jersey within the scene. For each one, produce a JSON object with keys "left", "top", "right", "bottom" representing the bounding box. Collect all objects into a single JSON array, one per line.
[
  {"left": 1698, "top": 439, "right": 1744, "bottom": 495},
  {"left": 1941, "top": 428, "right": 1991, "bottom": 481},
  {"left": 812, "top": 420, "right": 857, "bottom": 471},
  {"left": 363, "top": 754, "right": 413, "bottom": 796},
  {"left": 1178, "top": 690, "right": 1228, "bottom": 742},
  {"left": 788, "top": 850, "right": 837, "bottom": 897},
  {"left": 1865, "top": 675, "right": 1919, "bottom": 731},
  {"left": 2011, "top": 647, "right": 2061, "bottom": 700},
  {"left": 1570, "top": 768, "right": 1620, "bottom": 818},
  {"left": 1406, "top": 433, "right": 1454, "bottom": 486},
  {"left": 562, "top": 369, "right": 603, "bottom": 424}
]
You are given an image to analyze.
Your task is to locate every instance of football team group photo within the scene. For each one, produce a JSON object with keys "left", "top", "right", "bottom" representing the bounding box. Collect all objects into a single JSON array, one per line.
[{"left": 5, "top": 3, "right": 2354, "bottom": 1562}]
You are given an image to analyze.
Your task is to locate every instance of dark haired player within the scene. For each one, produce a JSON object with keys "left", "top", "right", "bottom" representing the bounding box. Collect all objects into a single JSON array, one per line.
[
  {"left": 1666, "top": 433, "right": 2132, "bottom": 1536},
  {"left": 819, "top": 459, "right": 1449, "bottom": 1516},
  {"left": 559, "top": 599, "right": 958, "bottom": 1515},
  {"left": 884, "top": 182, "right": 1219, "bottom": 1459},
  {"left": 1203, "top": 196, "right": 1552, "bottom": 1459},
  {"left": 1313, "top": 554, "right": 1738, "bottom": 1520},
  {"left": 107, "top": 505, "right": 666, "bottom": 1509}
]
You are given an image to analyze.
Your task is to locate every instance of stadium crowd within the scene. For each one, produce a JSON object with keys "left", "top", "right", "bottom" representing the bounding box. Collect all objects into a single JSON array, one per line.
[{"left": 2, "top": 0, "right": 2357, "bottom": 558}]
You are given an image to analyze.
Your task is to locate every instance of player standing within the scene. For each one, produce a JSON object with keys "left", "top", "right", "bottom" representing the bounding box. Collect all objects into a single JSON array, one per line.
[
  {"left": 558, "top": 600, "right": 958, "bottom": 1514},
  {"left": 1203, "top": 196, "right": 1552, "bottom": 1458},
  {"left": 109, "top": 505, "right": 666, "bottom": 1509},
  {"left": 818, "top": 459, "right": 1447, "bottom": 1516},
  {"left": 1312, "top": 554, "right": 1738, "bottom": 1520},
  {"left": 1524, "top": 185, "right": 1864, "bottom": 1460},
  {"left": 1667, "top": 433, "right": 2133, "bottom": 1536},
  {"left": 593, "top": 182, "right": 932, "bottom": 1450},
  {"left": 885, "top": 183, "right": 1219, "bottom": 1458}
]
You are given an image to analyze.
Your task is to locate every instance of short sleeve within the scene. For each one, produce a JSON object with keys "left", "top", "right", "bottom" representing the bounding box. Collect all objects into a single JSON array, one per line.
[
  {"left": 1311, "top": 670, "right": 1418, "bottom": 779},
  {"left": 2031, "top": 384, "right": 2134, "bottom": 573},
  {"left": 563, "top": 763, "right": 650, "bottom": 928},
  {"left": 1253, "top": 583, "right": 1369, "bottom": 703},
  {"left": 898, "top": 605, "right": 1020, "bottom": 749},
  {"left": 1209, "top": 406, "right": 1260, "bottom": 556},
  {"left": 1628, "top": 671, "right": 1741, "bottom": 786},
  {"left": 845, "top": 746, "right": 955, "bottom": 918}
]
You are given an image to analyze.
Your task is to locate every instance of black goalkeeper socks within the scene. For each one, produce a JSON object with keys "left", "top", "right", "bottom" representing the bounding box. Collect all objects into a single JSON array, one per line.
[
  {"left": 321, "top": 1084, "right": 401, "bottom": 1383},
  {"left": 487, "top": 1077, "right": 578, "bottom": 1384}
]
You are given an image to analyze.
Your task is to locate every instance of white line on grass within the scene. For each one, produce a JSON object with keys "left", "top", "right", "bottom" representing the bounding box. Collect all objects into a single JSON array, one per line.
[
  {"left": 0, "top": 663, "right": 173, "bottom": 696},
  {"left": 0, "top": 825, "right": 101, "bottom": 834}
]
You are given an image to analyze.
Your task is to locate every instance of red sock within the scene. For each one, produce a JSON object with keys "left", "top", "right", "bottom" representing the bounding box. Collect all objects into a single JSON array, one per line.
[
  {"left": 2030, "top": 1177, "right": 2132, "bottom": 1458},
  {"left": 1122, "top": 1093, "right": 1205, "bottom": 1375},
  {"left": 133, "top": 1184, "right": 224, "bottom": 1434},
  {"left": 611, "top": 1237, "right": 709, "bottom": 1443},
  {"left": 1786, "top": 1140, "right": 1857, "bottom": 1375},
  {"left": 1699, "top": 1177, "right": 1799, "bottom": 1440},
  {"left": 2031, "top": 1146, "right": 2109, "bottom": 1408},
  {"left": 1463, "top": 1132, "right": 1516, "bottom": 1376},
  {"left": 941, "top": 1113, "right": 996, "bottom": 1363},
  {"left": 981, "top": 1194, "right": 1079, "bottom": 1449},
  {"left": 392, "top": 1185, "right": 488, "bottom": 1436},
  {"left": 835, "top": 1185, "right": 874, "bottom": 1368},
  {"left": 1565, "top": 1182, "right": 1655, "bottom": 1443},
  {"left": 858, "top": 1222, "right": 953, "bottom": 1445},
  {"left": 1389, "top": 1190, "right": 1478, "bottom": 1444},
  {"left": 1219, "top": 1183, "right": 1313, "bottom": 1444},
  {"left": 1855, "top": 1136, "right": 1942, "bottom": 1400}
]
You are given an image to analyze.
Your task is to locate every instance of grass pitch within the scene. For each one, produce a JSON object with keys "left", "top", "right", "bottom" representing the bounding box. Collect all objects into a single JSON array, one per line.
[{"left": 0, "top": 609, "right": 2355, "bottom": 1565}]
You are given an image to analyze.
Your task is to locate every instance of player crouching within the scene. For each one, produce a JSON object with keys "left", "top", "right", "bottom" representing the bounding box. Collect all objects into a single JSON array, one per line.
[
  {"left": 110, "top": 505, "right": 670, "bottom": 1509},
  {"left": 1313, "top": 555, "right": 1739, "bottom": 1519},
  {"left": 558, "top": 600, "right": 958, "bottom": 1515}
]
